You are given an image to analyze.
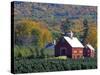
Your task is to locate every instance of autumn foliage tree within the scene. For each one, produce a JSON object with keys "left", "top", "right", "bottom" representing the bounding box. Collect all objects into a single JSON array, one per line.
[
  {"left": 85, "top": 24, "right": 97, "bottom": 49},
  {"left": 15, "top": 19, "right": 52, "bottom": 48}
]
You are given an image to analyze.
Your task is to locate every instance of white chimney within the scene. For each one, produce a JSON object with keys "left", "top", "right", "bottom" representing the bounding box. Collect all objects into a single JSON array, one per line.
[
  {"left": 53, "top": 40, "right": 56, "bottom": 45},
  {"left": 70, "top": 31, "right": 73, "bottom": 39},
  {"left": 67, "top": 31, "right": 73, "bottom": 39}
]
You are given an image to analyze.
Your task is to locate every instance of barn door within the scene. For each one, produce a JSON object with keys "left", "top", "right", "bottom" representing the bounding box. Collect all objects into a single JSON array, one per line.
[
  {"left": 61, "top": 49, "right": 66, "bottom": 55},
  {"left": 60, "top": 47, "right": 67, "bottom": 56}
]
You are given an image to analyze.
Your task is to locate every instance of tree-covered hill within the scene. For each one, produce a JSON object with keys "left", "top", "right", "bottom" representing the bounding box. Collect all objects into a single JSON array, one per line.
[
  {"left": 13, "top": 1, "right": 97, "bottom": 49},
  {"left": 13, "top": 1, "right": 97, "bottom": 26}
]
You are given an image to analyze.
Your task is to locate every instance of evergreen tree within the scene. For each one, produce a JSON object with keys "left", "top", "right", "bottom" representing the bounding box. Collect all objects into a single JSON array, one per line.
[
  {"left": 81, "top": 19, "right": 89, "bottom": 45},
  {"left": 61, "top": 18, "right": 74, "bottom": 34}
]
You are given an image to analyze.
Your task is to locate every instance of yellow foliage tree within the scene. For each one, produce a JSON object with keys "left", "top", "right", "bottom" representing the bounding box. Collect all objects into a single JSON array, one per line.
[
  {"left": 85, "top": 24, "right": 97, "bottom": 49},
  {"left": 15, "top": 19, "right": 52, "bottom": 48}
]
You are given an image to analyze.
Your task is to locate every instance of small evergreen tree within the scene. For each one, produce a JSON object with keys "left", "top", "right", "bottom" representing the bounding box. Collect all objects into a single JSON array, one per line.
[
  {"left": 61, "top": 18, "right": 74, "bottom": 34},
  {"left": 81, "top": 19, "right": 89, "bottom": 45}
]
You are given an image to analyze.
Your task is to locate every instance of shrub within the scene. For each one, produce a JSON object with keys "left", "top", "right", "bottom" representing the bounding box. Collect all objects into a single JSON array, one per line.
[{"left": 14, "top": 45, "right": 33, "bottom": 58}]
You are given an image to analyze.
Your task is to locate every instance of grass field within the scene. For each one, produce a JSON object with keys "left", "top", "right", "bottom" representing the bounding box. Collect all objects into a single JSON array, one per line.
[{"left": 14, "top": 57, "right": 97, "bottom": 73}]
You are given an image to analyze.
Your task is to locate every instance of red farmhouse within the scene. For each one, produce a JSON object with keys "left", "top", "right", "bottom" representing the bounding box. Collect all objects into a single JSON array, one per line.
[
  {"left": 83, "top": 44, "right": 95, "bottom": 58},
  {"left": 55, "top": 31, "right": 84, "bottom": 59}
]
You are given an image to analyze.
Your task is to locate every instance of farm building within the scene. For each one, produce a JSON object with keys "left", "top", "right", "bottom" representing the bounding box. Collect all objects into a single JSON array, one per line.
[
  {"left": 55, "top": 31, "right": 84, "bottom": 59},
  {"left": 44, "top": 40, "right": 56, "bottom": 57},
  {"left": 45, "top": 43, "right": 55, "bottom": 50},
  {"left": 45, "top": 40, "right": 56, "bottom": 50},
  {"left": 83, "top": 43, "right": 95, "bottom": 58}
]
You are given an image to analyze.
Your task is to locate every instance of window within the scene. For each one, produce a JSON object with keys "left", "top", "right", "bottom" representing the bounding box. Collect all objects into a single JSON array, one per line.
[
  {"left": 79, "top": 50, "right": 82, "bottom": 53},
  {"left": 88, "top": 50, "right": 90, "bottom": 53},
  {"left": 73, "top": 50, "right": 77, "bottom": 53},
  {"left": 88, "top": 53, "right": 90, "bottom": 56},
  {"left": 77, "top": 55, "right": 80, "bottom": 59}
]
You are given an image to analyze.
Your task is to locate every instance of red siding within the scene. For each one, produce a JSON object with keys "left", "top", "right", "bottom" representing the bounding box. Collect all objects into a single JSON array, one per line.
[
  {"left": 55, "top": 37, "right": 83, "bottom": 59},
  {"left": 72, "top": 48, "right": 83, "bottom": 59},
  {"left": 83, "top": 48, "right": 95, "bottom": 58},
  {"left": 55, "top": 38, "right": 72, "bottom": 57}
]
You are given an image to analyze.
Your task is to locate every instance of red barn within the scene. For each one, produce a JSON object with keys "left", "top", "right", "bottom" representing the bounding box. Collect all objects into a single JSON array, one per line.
[
  {"left": 55, "top": 31, "right": 84, "bottom": 59},
  {"left": 83, "top": 44, "right": 95, "bottom": 58}
]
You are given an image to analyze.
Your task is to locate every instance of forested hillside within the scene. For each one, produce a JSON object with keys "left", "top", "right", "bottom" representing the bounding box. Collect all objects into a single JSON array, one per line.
[{"left": 13, "top": 1, "right": 97, "bottom": 49}]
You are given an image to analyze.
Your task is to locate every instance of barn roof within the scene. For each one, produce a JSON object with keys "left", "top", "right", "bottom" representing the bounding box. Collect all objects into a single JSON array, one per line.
[
  {"left": 45, "top": 43, "right": 55, "bottom": 50},
  {"left": 64, "top": 36, "right": 84, "bottom": 48},
  {"left": 86, "top": 44, "right": 95, "bottom": 51}
]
